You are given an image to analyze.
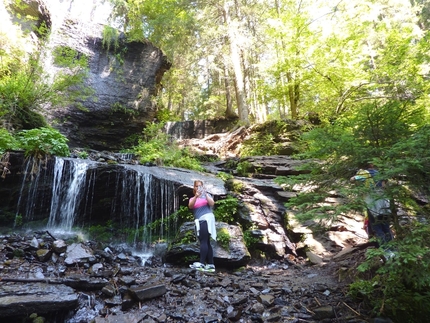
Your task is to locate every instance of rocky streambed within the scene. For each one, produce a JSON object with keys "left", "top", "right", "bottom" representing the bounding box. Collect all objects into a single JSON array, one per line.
[{"left": 0, "top": 229, "right": 380, "bottom": 323}]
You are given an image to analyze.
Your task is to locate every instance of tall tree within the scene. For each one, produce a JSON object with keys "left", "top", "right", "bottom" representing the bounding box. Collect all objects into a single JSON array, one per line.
[
  {"left": 221, "top": 1, "right": 249, "bottom": 125},
  {"left": 107, "top": 0, "right": 429, "bottom": 125}
]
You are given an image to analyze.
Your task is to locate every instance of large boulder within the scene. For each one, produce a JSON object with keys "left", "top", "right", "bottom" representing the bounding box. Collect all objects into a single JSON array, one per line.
[{"left": 164, "top": 222, "right": 251, "bottom": 268}]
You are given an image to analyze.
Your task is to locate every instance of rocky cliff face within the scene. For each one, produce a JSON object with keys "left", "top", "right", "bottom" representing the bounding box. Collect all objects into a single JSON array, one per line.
[{"left": 6, "top": 0, "right": 171, "bottom": 150}]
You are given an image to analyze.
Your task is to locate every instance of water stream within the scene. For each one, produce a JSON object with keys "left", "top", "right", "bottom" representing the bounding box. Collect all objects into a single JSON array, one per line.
[{"left": 47, "top": 158, "right": 92, "bottom": 231}]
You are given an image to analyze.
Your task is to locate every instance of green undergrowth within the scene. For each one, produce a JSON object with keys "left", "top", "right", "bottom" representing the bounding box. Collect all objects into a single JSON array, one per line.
[
  {"left": 348, "top": 223, "right": 430, "bottom": 323},
  {"left": 133, "top": 122, "right": 203, "bottom": 171}
]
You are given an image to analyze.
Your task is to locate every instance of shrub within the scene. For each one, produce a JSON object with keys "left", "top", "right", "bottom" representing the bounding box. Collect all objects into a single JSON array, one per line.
[
  {"left": 134, "top": 122, "right": 203, "bottom": 171},
  {"left": 240, "top": 132, "right": 279, "bottom": 157},
  {"left": 236, "top": 161, "right": 253, "bottom": 177},
  {"left": 217, "top": 171, "right": 234, "bottom": 182},
  {"left": 0, "top": 128, "right": 19, "bottom": 154},
  {"left": 216, "top": 228, "right": 230, "bottom": 250},
  {"left": 0, "top": 38, "right": 90, "bottom": 131},
  {"left": 88, "top": 224, "right": 113, "bottom": 242},
  {"left": 140, "top": 205, "right": 193, "bottom": 243},
  {"left": 348, "top": 223, "right": 430, "bottom": 322},
  {"left": 243, "top": 230, "right": 260, "bottom": 249},
  {"left": 16, "top": 127, "right": 70, "bottom": 157},
  {"left": 214, "top": 195, "right": 238, "bottom": 223},
  {"left": 102, "top": 26, "right": 120, "bottom": 52}
]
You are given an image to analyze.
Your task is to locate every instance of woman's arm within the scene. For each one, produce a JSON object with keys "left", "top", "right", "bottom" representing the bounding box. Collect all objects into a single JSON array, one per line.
[
  {"left": 205, "top": 193, "right": 215, "bottom": 207},
  {"left": 188, "top": 195, "right": 197, "bottom": 209}
]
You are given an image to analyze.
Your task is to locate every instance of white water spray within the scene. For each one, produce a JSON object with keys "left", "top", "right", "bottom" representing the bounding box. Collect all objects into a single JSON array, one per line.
[{"left": 47, "top": 158, "right": 90, "bottom": 231}]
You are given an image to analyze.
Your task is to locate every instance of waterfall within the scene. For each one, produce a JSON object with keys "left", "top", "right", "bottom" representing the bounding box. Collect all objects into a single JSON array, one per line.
[
  {"left": 113, "top": 166, "right": 179, "bottom": 245},
  {"left": 47, "top": 158, "right": 90, "bottom": 231},
  {"left": 11, "top": 153, "right": 194, "bottom": 249},
  {"left": 15, "top": 157, "right": 53, "bottom": 224}
]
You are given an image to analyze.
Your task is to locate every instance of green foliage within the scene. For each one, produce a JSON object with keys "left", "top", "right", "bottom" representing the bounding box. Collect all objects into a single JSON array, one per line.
[
  {"left": 349, "top": 223, "right": 430, "bottom": 322},
  {"left": 110, "top": 102, "right": 138, "bottom": 116},
  {"left": 216, "top": 228, "right": 230, "bottom": 250},
  {"left": 240, "top": 133, "right": 279, "bottom": 157},
  {"left": 0, "top": 211, "right": 15, "bottom": 225},
  {"left": 217, "top": 171, "right": 234, "bottom": 182},
  {"left": 243, "top": 230, "right": 260, "bottom": 249},
  {"left": 240, "top": 120, "right": 297, "bottom": 157},
  {"left": 0, "top": 67, "right": 49, "bottom": 129},
  {"left": 16, "top": 127, "right": 70, "bottom": 157},
  {"left": 0, "top": 28, "right": 91, "bottom": 131},
  {"left": 13, "top": 248, "right": 24, "bottom": 258},
  {"left": 53, "top": 46, "right": 88, "bottom": 69},
  {"left": 236, "top": 161, "right": 254, "bottom": 177},
  {"left": 145, "top": 205, "right": 193, "bottom": 236},
  {"left": 133, "top": 122, "right": 203, "bottom": 171},
  {"left": 214, "top": 195, "right": 238, "bottom": 223},
  {"left": 0, "top": 128, "right": 19, "bottom": 154},
  {"left": 163, "top": 147, "right": 204, "bottom": 171},
  {"left": 155, "top": 107, "right": 181, "bottom": 122},
  {"left": 77, "top": 151, "right": 89, "bottom": 159},
  {"left": 177, "top": 230, "right": 196, "bottom": 245},
  {"left": 108, "top": 0, "right": 197, "bottom": 59},
  {"left": 14, "top": 214, "right": 23, "bottom": 227},
  {"left": 276, "top": 96, "right": 430, "bottom": 224},
  {"left": 383, "top": 125, "right": 430, "bottom": 196},
  {"left": 88, "top": 224, "right": 114, "bottom": 242},
  {"left": 102, "top": 26, "right": 120, "bottom": 52},
  {"left": 225, "top": 179, "right": 245, "bottom": 194},
  {"left": 134, "top": 122, "right": 170, "bottom": 163}
]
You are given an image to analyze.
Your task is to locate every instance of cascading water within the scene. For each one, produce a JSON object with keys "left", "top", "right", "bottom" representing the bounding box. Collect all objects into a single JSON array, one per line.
[
  {"left": 12, "top": 154, "right": 192, "bottom": 266},
  {"left": 39, "top": 158, "right": 180, "bottom": 248},
  {"left": 47, "top": 158, "right": 92, "bottom": 232},
  {"left": 15, "top": 156, "right": 53, "bottom": 225},
  {"left": 111, "top": 165, "right": 179, "bottom": 245}
]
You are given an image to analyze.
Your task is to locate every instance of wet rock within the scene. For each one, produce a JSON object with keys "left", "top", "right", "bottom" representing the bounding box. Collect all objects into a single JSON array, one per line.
[
  {"left": 312, "top": 305, "right": 335, "bottom": 320},
  {"left": 119, "top": 276, "right": 136, "bottom": 286},
  {"left": 0, "top": 156, "right": 387, "bottom": 323},
  {"left": 35, "top": 248, "right": 51, "bottom": 262},
  {"left": 251, "top": 302, "right": 265, "bottom": 314},
  {"left": 101, "top": 284, "right": 116, "bottom": 297},
  {"left": 63, "top": 277, "right": 108, "bottom": 290},
  {"left": 226, "top": 306, "right": 243, "bottom": 321},
  {"left": 30, "top": 236, "right": 40, "bottom": 249},
  {"left": 94, "top": 313, "right": 147, "bottom": 323},
  {"left": 258, "top": 294, "right": 275, "bottom": 306},
  {"left": 0, "top": 283, "right": 78, "bottom": 318},
  {"left": 65, "top": 243, "right": 94, "bottom": 266},
  {"left": 52, "top": 239, "right": 67, "bottom": 254},
  {"left": 120, "top": 291, "right": 135, "bottom": 310},
  {"left": 130, "top": 284, "right": 167, "bottom": 301}
]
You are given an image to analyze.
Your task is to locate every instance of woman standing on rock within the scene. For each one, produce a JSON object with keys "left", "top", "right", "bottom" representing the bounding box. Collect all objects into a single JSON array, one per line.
[{"left": 188, "top": 180, "right": 217, "bottom": 272}]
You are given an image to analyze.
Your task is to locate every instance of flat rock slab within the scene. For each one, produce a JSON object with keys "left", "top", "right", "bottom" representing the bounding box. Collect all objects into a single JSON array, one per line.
[
  {"left": 94, "top": 313, "right": 147, "bottom": 323},
  {"left": 0, "top": 282, "right": 78, "bottom": 317}
]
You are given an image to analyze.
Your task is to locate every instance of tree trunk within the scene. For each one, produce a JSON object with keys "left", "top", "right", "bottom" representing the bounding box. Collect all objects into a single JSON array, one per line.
[
  {"left": 223, "top": 64, "right": 236, "bottom": 118},
  {"left": 287, "top": 71, "right": 299, "bottom": 119},
  {"left": 222, "top": 1, "right": 249, "bottom": 125}
]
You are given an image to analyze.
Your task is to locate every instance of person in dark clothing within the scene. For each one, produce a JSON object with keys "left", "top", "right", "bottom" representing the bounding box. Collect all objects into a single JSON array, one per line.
[
  {"left": 188, "top": 180, "right": 217, "bottom": 272},
  {"left": 364, "top": 179, "right": 393, "bottom": 244},
  {"left": 351, "top": 164, "right": 393, "bottom": 245}
]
